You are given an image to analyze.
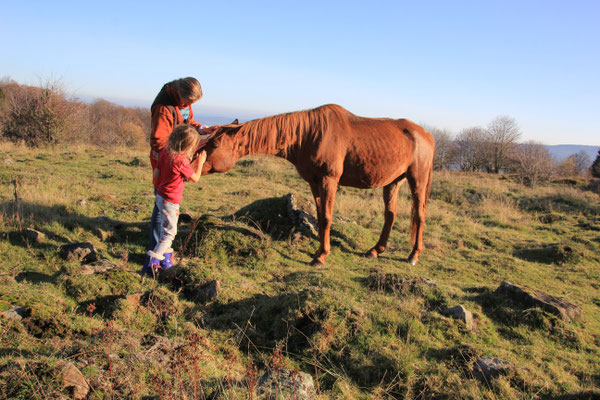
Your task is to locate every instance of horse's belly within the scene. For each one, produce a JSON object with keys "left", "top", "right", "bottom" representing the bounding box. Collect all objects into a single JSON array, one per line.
[{"left": 339, "top": 162, "right": 407, "bottom": 188}]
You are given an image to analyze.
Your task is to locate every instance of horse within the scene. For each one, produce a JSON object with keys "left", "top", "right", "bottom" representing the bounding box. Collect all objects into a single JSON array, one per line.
[{"left": 200, "top": 104, "right": 435, "bottom": 266}]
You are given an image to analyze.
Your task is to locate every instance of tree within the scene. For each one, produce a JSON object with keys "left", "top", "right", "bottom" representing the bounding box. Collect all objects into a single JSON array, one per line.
[
  {"left": 591, "top": 149, "right": 600, "bottom": 178},
  {"left": 452, "top": 127, "right": 488, "bottom": 172},
  {"left": 485, "top": 115, "right": 521, "bottom": 173},
  {"left": 511, "top": 141, "right": 555, "bottom": 186},
  {"left": 426, "top": 126, "right": 453, "bottom": 170},
  {"left": 557, "top": 151, "right": 592, "bottom": 177}
]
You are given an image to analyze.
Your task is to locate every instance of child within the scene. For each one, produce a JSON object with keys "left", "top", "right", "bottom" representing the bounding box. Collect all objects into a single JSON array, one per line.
[{"left": 141, "top": 124, "right": 207, "bottom": 276}]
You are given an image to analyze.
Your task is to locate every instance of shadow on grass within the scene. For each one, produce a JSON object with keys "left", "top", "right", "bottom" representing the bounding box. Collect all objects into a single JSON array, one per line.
[
  {"left": 15, "top": 270, "right": 62, "bottom": 284},
  {"left": 1, "top": 201, "right": 151, "bottom": 260}
]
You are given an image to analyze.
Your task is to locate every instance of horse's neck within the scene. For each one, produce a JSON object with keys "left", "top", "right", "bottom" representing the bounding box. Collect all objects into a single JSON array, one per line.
[{"left": 237, "top": 125, "right": 301, "bottom": 161}]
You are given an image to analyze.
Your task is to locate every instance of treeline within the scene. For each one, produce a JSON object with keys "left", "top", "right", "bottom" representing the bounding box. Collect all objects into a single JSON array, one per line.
[
  {"left": 0, "top": 78, "right": 150, "bottom": 147},
  {"left": 427, "top": 117, "right": 597, "bottom": 186}
]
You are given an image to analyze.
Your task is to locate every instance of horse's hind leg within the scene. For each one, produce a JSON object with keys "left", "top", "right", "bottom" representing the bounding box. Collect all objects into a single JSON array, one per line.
[
  {"left": 366, "top": 178, "right": 404, "bottom": 258},
  {"left": 406, "top": 166, "right": 432, "bottom": 265}
]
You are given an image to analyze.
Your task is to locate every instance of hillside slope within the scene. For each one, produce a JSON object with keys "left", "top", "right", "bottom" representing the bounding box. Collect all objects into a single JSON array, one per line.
[{"left": 1, "top": 144, "right": 599, "bottom": 399}]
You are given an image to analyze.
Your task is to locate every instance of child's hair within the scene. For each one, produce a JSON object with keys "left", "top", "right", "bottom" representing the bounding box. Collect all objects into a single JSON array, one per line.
[
  {"left": 174, "top": 77, "right": 203, "bottom": 103},
  {"left": 168, "top": 124, "right": 201, "bottom": 156}
]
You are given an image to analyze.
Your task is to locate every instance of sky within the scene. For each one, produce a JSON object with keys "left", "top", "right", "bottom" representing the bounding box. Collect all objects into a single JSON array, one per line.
[{"left": 1, "top": 1, "right": 599, "bottom": 146}]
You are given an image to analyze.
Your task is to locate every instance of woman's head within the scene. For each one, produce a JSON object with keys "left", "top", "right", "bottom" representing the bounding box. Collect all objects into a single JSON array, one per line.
[
  {"left": 173, "top": 77, "right": 203, "bottom": 107},
  {"left": 168, "top": 124, "right": 200, "bottom": 158}
]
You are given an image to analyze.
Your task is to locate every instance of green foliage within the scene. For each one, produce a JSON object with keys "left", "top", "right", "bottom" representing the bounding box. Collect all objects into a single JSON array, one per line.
[{"left": 591, "top": 149, "right": 600, "bottom": 178}]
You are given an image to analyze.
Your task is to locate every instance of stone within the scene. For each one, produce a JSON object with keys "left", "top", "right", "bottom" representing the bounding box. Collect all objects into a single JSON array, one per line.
[
  {"left": 59, "top": 242, "right": 98, "bottom": 264},
  {"left": 55, "top": 361, "right": 89, "bottom": 399},
  {"left": 285, "top": 193, "right": 318, "bottom": 236},
  {"left": 24, "top": 228, "right": 45, "bottom": 243},
  {"left": 472, "top": 357, "right": 514, "bottom": 381},
  {"left": 0, "top": 306, "right": 26, "bottom": 321},
  {"left": 81, "top": 259, "right": 118, "bottom": 275},
  {"left": 441, "top": 305, "right": 474, "bottom": 330},
  {"left": 257, "top": 369, "right": 317, "bottom": 400},
  {"left": 495, "top": 281, "right": 583, "bottom": 322},
  {"left": 197, "top": 280, "right": 220, "bottom": 302}
]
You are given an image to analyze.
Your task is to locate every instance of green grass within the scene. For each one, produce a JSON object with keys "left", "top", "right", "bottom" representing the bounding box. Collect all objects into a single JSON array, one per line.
[{"left": 1, "top": 143, "right": 599, "bottom": 399}]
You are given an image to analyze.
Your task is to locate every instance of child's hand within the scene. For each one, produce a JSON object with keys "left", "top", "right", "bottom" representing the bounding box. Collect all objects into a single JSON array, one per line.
[{"left": 198, "top": 150, "right": 207, "bottom": 164}]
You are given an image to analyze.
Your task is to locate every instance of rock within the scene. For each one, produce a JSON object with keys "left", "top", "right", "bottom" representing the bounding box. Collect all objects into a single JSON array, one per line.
[
  {"left": 3, "top": 158, "right": 13, "bottom": 165},
  {"left": 472, "top": 357, "right": 514, "bottom": 381},
  {"left": 0, "top": 306, "right": 27, "bottom": 321},
  {"left": 55, "top": 361, "right": 89, "bottom": 399},
  {"left": 81, "top": 259, "right": 118, "bottom": 275},
  {"left": 285, "top": 193, "right": 318, "bottom": 236},
  {"left": 257, "top": 369, "right": 317, "bottom": 400},
  {"left": 197, "top": 280, "right": 220, "bottom": 302},
  {"left": 495, "top": 281, "right": 583, "bottom": 322},
  {"left": 59, "top": 242, "right": 98, "bottom": 264},
  {"left": 23, "top": 228, "right": 45, "bottom": 243},
  {"left": 441, "top": 305, "right": 474, "bottom": 330}
]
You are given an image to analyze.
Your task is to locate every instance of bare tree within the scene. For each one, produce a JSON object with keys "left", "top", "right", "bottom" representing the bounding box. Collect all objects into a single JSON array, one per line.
[
  {"left": 425, "top": 126, "right": 453, "bottom": 170},
  {"left": 453, "top": 127, "right": 488, "bottom": 172},
  {"left": 486, "top": 115, "right": 521, "bottom": 173},
  {"left": 572, "top": 151, "right": 592, "bottom": 175},
  {"left": 511, "top": 141, "right": 555, "bottom": 186}
]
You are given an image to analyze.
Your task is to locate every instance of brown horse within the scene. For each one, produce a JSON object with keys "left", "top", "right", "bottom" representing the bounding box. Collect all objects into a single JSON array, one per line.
[{"left": 200, "top": 104, "right": 435, "bottom": 266}]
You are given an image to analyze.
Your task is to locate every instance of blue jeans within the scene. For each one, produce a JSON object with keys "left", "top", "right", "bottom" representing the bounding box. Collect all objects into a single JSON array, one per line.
[{"left": 148, "top": 189, "right": 161, "bottom": 251}]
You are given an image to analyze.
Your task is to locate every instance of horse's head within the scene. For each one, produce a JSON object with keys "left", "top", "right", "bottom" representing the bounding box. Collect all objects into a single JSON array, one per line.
[{"left": 200, "top": 119, "right": 242, "bottom": 175}]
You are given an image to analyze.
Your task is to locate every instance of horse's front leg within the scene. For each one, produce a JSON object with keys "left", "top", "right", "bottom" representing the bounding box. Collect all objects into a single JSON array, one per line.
[
  {"left": 366, "top": 179, "right": 403, "bottom": 258},
  {"left": 310, "top": 177, "right": 338, "bottom": 266}
]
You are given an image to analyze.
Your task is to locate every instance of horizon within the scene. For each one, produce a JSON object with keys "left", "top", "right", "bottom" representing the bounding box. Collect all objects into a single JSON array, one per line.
[{"left": 2, "top": 1, "right": 599, "bottom": 146}]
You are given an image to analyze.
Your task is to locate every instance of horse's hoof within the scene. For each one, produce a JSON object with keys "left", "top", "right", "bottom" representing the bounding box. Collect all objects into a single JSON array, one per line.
[
  {"left": 365, "top": 251, "right": 378, "bottom": 259},
  {"left": 310, "top": 258, "right": 325, "bottom": 267},
  {"left": 407, "top": 257, "right": 418, "bottom": 266}
]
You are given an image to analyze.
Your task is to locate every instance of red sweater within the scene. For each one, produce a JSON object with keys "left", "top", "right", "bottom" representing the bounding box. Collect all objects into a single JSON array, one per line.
[{"left": 155, "top": 150, "right": 195, "bottom": 204}]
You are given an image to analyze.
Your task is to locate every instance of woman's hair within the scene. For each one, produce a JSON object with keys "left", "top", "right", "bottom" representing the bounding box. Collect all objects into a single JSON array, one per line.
[
  {"left": 168, "top": 124, "right": 201, "bottom": 156},
  {"left": 173, "top": 77, "right": 203, "bottom": 103}
]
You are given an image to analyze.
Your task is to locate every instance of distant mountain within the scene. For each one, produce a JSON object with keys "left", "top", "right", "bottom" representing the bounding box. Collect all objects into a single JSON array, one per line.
[{"left": 546, "top": 145, "right": 599, "bottom": 163}]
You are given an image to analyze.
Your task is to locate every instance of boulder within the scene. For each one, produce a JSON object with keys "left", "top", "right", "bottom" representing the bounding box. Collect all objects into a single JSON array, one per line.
[
  {"left": 441, "top": 305, "right": 474, "bottom": 330},
  {"left": 472, "top": 357, "right": 514, "bottom": 381},
  {"left": 23, "top": 228, "right": 45, "bottom": 243},
  {"left": 495, "top": 281, "right": 582, "bottom": 322},
  {"left": 0, "top": 306, "right": 27, "bottom": 321},
  {"left": 59, "top": 242, "right": 98, "bottom": 264},
  {"left": 285, "top": 193, "right": 318, "bottom": 236},
  {"left": 55, "top": 361, "right": 89, "bottom": 399},
  {"left": 257, "top": 369, "right": 317, "bottom": 400}
]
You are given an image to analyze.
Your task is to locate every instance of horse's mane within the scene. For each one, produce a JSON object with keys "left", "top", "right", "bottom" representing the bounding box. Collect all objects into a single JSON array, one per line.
[{"left": 236, "top": 104, "right": 346, "bottom": 155}]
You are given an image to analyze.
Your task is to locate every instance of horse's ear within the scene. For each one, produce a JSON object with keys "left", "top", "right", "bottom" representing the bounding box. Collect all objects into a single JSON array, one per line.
[{"left": 231, "top": 118, "right": 239, "bottom": 124}]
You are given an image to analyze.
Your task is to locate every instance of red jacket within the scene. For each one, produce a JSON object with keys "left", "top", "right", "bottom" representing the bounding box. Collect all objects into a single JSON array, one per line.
[{"left": 150, "top": 83, "right": 201, "bottom": 168}]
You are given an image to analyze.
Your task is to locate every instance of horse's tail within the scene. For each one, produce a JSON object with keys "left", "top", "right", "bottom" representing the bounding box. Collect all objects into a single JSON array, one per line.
[{"left": 409, "top": 144, "right": 435, "bottom": 247}]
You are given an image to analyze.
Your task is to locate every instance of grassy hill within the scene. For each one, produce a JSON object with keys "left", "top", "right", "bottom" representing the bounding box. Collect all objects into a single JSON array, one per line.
[{"left": 1, "top": 143, "right": 599, "bottom": 399}]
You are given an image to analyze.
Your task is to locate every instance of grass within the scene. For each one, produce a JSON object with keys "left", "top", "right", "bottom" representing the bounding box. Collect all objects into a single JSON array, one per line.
[{"left": 0, "top": 142, "right": 599, "bottom": 399}]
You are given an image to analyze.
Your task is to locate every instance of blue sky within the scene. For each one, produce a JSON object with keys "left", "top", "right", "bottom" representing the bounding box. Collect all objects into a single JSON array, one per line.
[{"left": 2, "top": 1, "right": 599, "bottom": 145}]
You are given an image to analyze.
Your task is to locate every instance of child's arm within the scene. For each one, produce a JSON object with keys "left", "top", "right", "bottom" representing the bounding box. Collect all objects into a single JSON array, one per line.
[{"left": 188, "top": 151, "right": 207, "bottom": 183}]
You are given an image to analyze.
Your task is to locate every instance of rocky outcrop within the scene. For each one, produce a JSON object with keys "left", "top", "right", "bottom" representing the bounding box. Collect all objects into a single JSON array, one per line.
[
  {"left": 495, "top": 281, "right": 582, "bottom": 322},
  {"left": 257, "top": 369, "right": 317, "bottom": 400},
  {"left": 285, "top": 193, "right": 318, "bottom": 236},
  {"left": 59, "top": 242, "right": 98, "bottom": 264}
]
